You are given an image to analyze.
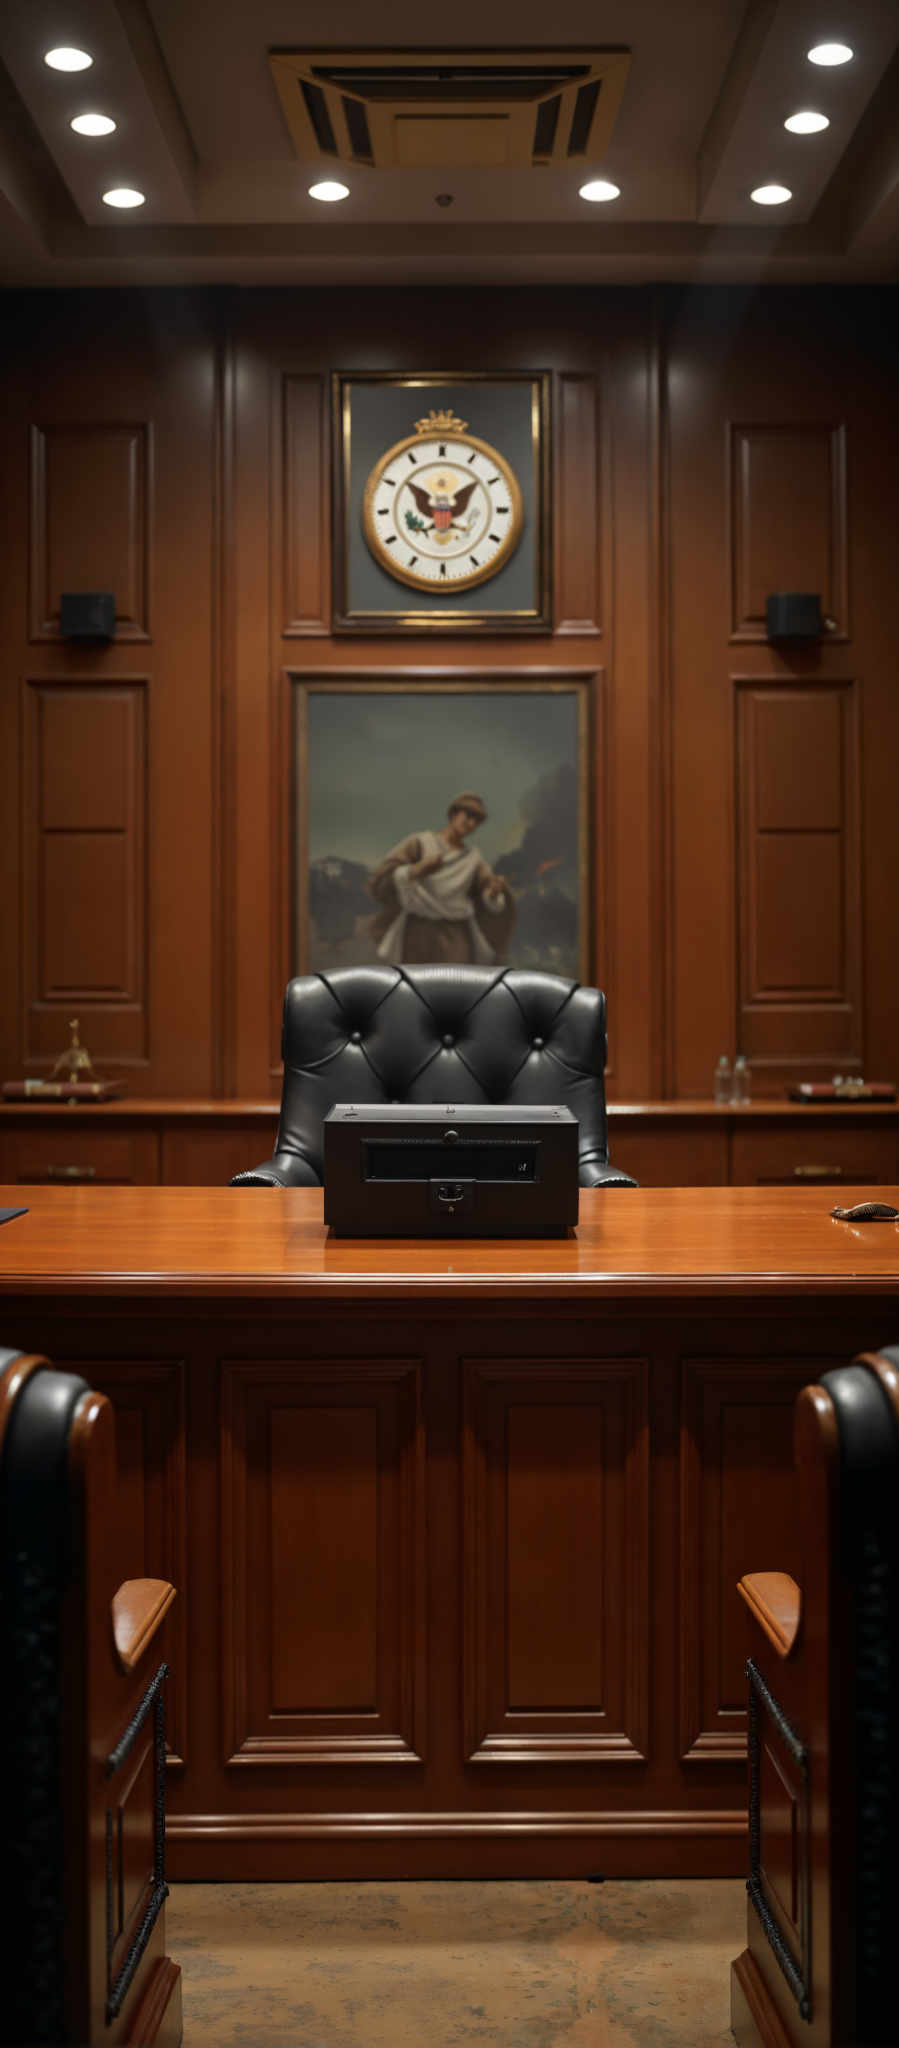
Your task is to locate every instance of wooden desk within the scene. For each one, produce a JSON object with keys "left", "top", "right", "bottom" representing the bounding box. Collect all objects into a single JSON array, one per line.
[{"left": 1, "top": 1185, "right": 897, "bottom": 1883}]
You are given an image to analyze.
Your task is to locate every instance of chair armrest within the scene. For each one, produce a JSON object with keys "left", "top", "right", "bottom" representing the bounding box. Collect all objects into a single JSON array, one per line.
[
  {"left": 737, "top": 1571, "right": 801, "bottom": 1658},
  {"left": 230, "top": 1149, "right": 322, "bottom": 1189},
  {"left": 112, "top": 1577, "right": 177, "bottom": 1672}
]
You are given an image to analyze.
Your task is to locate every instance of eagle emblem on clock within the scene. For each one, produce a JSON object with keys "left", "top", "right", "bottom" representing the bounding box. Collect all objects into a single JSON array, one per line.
[{"left": 361, "top": 408, "right": 525, "bottom": 595}]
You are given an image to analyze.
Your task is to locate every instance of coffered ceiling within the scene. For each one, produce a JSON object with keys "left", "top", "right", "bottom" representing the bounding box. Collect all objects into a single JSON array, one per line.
[{"left": 1, "top": 0, "right": 898, "bottom": 287}]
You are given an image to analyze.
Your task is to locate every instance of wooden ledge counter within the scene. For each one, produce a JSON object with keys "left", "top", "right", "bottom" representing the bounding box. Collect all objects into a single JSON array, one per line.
[{"left": 1, "top": 1184, "right": 897, "bottom": 1885}]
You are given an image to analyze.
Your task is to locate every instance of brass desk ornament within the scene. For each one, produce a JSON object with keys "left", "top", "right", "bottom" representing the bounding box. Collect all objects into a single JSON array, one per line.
[
  {"left": 52, "top": 1018, "right": 98, "bottom": 1087},
  {"left": 2, "top": 1017, "right": 125, "bottom": 1102}
]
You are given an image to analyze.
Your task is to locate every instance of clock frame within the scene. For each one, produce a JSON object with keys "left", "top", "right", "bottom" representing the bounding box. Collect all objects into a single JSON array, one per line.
[{"left": 331, "top": 371, "right": 552, "bottom": 634}]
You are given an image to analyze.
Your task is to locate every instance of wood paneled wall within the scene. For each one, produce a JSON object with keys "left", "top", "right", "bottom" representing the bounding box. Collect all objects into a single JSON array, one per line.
[{"left": 1, "top": 285, "right": 897, "bottom": 1100}]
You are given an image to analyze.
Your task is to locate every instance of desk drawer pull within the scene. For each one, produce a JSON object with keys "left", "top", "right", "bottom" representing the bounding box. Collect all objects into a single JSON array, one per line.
[
  {"left": 45, "top": 1163, "right": 97, "bottom": 1181},
  {"left": 793, "top": 1163, "right": 842, "bottom": 1179}
]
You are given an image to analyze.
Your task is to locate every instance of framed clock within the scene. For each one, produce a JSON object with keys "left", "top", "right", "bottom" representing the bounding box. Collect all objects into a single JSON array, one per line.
[{"left": 332, "top": 372, "right": 551, "bottom": 633}]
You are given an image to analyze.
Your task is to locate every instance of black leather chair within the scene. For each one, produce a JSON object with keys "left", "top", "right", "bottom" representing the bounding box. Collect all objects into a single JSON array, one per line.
[
  {"left": 232, "top": 966, "right": 637, "bottom": 1189},
  {"left": 732, "top": 1349, "right": 899, "bottom": 2047},
  {"left": 0, "top": 1348, "right": 181, "bottom": 2046}
]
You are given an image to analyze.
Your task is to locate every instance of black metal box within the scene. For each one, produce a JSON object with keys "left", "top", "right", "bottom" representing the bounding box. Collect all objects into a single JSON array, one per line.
[{"left": 323, "top": 1103, "right": 579, "bottom": 1238}]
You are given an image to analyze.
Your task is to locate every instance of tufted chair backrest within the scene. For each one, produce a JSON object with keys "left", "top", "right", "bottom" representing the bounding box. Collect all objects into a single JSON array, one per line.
[{"left": 245, "top": 965, "right": 631, "bottom": 1189}]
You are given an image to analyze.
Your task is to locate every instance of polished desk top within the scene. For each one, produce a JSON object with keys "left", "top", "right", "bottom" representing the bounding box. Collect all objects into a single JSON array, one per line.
[{"left": 0, "top": 1184, "right": 897, "bottom": 1301}]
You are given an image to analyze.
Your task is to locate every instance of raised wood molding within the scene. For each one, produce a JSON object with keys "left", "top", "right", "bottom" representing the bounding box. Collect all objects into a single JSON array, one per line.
[
  {"left": 29, "top": 421, "right": 152, "bottom": 643},
  {"left": 728, "top": 421, "right": 848, "bottom": 643},
  {"left": 555, "top": 373, "right": 602, "bottom": 635},
  {"left": 80, "top": 1359, "right": 187, "bottom": 1766},
  {"left": 679, "top": 1356, "right": 816, "bottom": 1763},
  {"left": 280, "top": 373, "right": 329, "bottom": 636},
  {"left": 463, "top": 1355, "right": 649, "bottom": 1763},
  {"left": 735, "top": 676, "right": 862, "bottom": 1083},
  {"left": 22, "top": 678, "right": 149, "bottom": 1068},
  {"left": 168, "top": 1804, "right": 747, "bottom": 1841},
  {"left": 220, "top": 1358, "right": 426, "bottom": 1765}
]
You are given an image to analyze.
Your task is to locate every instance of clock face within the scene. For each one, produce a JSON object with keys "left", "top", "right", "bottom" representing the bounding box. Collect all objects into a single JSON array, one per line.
[{"left": 361, "top": 426, "right": 525, "bottom": 595}]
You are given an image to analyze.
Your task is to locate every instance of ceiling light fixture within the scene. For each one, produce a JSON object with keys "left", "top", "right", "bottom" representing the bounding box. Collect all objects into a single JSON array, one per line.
[
  {"left": 784, "top": 110, "right": 830, "bottom": 134},
  {"left": 102, "top": 187, "right": 145, "bottom": 208},
  {"left": 71, "top": 113, "right": 117, "bottom": 137},
  {"left": 750, "top": 183, "right": 792, "bottom": 204},
  {"left": 308, "top": 180, "right": 349, "bottom": 202},
  {"left": 579, "top": 179, "right": 620, "bottom": 202},
  {"left": 44, "top": 46, "right": 93, "bottom": 71},
  {"left": 807, "top": 42, "right": 853, "bottom": 66}
]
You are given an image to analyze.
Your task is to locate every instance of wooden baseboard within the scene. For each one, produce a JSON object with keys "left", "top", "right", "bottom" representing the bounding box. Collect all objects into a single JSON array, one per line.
[
  {"left": 731, "top": 1950, "right": 794, "bottom": 2048},
  {"left": 125, "top": 1957, "right": 182, "bottom": 2047}
]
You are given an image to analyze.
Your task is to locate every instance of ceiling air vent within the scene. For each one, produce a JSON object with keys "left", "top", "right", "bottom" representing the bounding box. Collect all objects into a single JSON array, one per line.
[{"left": 269, "top": 48, "right": 631, "bottom": 171}]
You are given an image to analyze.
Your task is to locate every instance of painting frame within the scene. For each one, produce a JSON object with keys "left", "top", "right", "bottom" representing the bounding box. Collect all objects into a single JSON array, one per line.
[
  {"left": 331, "top": 371, "right": 553, "bottom": 634},
  {"left": 287, "top": 667, "right": 605, "bottom": 987}
]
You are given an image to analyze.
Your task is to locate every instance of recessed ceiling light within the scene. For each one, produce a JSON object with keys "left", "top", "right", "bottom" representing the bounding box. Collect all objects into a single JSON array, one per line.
[
  {"left": 309, "top": 180, "right": 349, "bottom": 202},
  {"left": 750, "top": 184, "right": 792, "bottom": 205},
  {"left": 807, "top": 42, "right": 853, "bottom": 66},
  {"left": 784, "top": 110, "right": 830, "bottom": 134},
  {"left": 44, "top": 46, "right": 93, "bottom": 71},
  {"left": 102, "top": 187, "right": 145, "bottom": 208},
  {"left": 71, "top": 113, "right": 117, "bottom": 137},
  {"left": 579, "top": 179, "right": 620, "bottom": 202}
]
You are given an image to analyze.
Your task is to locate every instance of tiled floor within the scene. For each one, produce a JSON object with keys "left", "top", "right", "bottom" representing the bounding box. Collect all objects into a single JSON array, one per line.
[{"left": 167, "top": 1878, "right": 744, "bottom": 2045}]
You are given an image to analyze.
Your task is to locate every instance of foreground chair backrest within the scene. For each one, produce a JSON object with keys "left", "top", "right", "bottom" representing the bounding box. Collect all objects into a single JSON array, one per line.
[
  {"left": 231, "top": 965, "right": 637, "bottom": 1188},
  {"left": 731, "top": 1348, "right": 899, "bottom": 2048},
  {"left": 0, "top": 1348, "right": 181, "bottom": 2047}
]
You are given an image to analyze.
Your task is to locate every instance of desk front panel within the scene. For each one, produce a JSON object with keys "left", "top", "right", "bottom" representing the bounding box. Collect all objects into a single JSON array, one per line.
[{"left": 2, "top": 1277, "right": 896, "bottom": 1879}]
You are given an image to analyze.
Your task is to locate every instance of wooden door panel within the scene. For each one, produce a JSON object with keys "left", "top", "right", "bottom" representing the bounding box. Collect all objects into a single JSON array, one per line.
[
  {"left": 221, "top": 1359, "right": 425, "bottom": 1765},
  {"left": 463, "top": 1356, "right": 648, "bottom": 1762}
]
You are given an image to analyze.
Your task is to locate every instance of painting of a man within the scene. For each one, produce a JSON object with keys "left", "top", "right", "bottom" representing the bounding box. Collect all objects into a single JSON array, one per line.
[
  {"left": 300, "top": 684, "right": 584, "bottom": 978},
  {"left": 368, "top": 792, "right": 515, "bottom": 964}
]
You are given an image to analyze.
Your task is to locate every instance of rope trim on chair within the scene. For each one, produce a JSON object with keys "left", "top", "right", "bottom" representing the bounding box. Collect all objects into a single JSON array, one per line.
[{"left": 746, "top": 1656, "right": 811, "bottom": 2022}]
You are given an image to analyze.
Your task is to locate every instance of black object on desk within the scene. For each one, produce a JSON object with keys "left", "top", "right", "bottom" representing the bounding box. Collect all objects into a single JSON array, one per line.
[
  {"left": 324, "top": 1103, "right": 579, "bottom": 1237},
  {"left": 0, "top": 1209, "right": 27, "bottom": 1226}
]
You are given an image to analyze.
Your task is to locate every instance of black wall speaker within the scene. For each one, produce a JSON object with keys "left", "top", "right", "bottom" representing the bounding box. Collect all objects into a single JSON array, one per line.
[
  {"left": 59, "top": 591, "right": 116, "bottom": 640},
  {"left": 765, "top": 592, "right": 822, "bottom": 641}
]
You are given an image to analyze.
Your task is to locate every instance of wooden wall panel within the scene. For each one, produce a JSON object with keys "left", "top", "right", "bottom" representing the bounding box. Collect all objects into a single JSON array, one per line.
[
  {"left": 82, "top": 1360, "right": 187, "bottom": 1766},
  {"left": 2, "top": 286, "right": 898, "bottom": 1110},
  {"left": 463, "top": 1356, "right": 648, "bottom": 1762},
  {"left": 736, "top": 681, "right": 861, "bottom": 1080},
  {"left": 221, "top": 1359, "right": 426, "bottom": 1765},
  {"left": 0, "top": 294, "right": 218, "bottom": 1096},
  {"left": 729, "top": 423, "right": 847, "bottom": 642},
  {"left": 23, "top": 681, "right": 147, "bottom": 1065},
  {"left": 668, "top": 289, "right": 899, "bottom": 1098},
  {"left": 555, "top": 373, "right": 602, "bottom": 635},
  {"left": 679, "top": 1358, "right": 814, "bottom": 1762},
  {"left": 280, "top": 374, "right": 329, "bottom": 635},
  {"left": 30, "top": 422, "right": 151, "bottom": 642}
]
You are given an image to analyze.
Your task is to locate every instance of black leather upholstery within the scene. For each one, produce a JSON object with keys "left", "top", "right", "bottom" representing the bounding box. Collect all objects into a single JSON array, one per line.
[
  {"left": 815, "top": 1355, "right": 899, "bottom": 2042},
  {"left": 1, "top": 1357, "right": 91, "bottom": 2046},
  {"left": 232, "top": 965, "right": 637, "bottom": 1190}
]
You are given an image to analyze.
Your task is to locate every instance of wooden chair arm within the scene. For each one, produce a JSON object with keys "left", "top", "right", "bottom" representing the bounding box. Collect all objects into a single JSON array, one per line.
[
  {"left": 737, "top": 1571, "right": 801, "bottom": 1657},
  {"left": 112, "top": 1577, "right": 177, "bottom": 1671}
]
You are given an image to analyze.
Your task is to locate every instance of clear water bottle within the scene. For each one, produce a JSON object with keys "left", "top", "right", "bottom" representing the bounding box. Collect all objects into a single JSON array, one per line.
[
  {"left": 714, "top": 1055, "right": 732, "bottom": 1104},
  {"left": 731, "top": 1054, "right": 751, "bottom": 1105}
]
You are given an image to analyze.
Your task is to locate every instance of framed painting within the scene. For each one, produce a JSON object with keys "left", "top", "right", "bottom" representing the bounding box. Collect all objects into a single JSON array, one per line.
[
  {"left": 331, "top": 372, "right": 552, "bottom": 633},
  {"left": 290, "top": 670, "right": 600, "bottom": 981}
]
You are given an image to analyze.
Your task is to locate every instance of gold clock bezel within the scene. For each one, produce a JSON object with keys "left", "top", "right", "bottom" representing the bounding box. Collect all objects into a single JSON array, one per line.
[{"left": 361, "top": 428, "right": 525, "bottom": 596}]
